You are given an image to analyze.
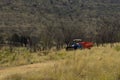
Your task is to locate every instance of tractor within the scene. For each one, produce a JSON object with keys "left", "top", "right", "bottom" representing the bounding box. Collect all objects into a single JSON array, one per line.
[{"left": 66, "top": 39, "right": 94, "bottom": 51}]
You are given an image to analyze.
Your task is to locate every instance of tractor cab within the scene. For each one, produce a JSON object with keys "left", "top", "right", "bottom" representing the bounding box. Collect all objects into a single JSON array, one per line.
[
  {"left": 66, "top": 39, "right": 94, "bottom": 50},
  {"left": 66, "top": 39, "right": 83, "bottom": 50}
]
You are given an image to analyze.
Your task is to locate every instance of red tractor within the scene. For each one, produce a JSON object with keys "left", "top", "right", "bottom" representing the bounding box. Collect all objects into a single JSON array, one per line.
[{"left": 66, "top": 39, "right": 94, "bottom": 50}]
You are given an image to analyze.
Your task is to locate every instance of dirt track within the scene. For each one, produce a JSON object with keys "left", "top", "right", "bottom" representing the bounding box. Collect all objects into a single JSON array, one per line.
[{"left": 0, "top": 61, "right": 56, "bottom": 79}]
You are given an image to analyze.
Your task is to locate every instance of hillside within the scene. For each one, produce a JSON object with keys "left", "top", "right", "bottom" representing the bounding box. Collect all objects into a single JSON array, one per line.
[
  {"left": 0, "top": 0, "right": 120, "bottom": 50},
  {"left": 0, "top": 0, "right": 120, "bottom": 29}
]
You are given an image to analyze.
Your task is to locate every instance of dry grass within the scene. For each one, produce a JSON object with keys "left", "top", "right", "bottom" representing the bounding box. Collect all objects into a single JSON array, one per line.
[
  {"left": 0, "top": 47, "right": 69, "bottom": 68},
  {"left": 1, "top": 43, "right": 120, "bottom": 80}
]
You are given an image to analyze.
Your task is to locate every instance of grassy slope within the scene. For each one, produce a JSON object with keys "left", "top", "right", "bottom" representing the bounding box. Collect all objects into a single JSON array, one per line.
[{"left": 1, "top": 43, "right": 120, "bottom": 80}]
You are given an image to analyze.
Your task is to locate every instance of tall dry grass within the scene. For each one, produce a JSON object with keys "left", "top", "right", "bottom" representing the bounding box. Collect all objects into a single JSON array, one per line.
[
  {"left": 2, "top": 43, "right": 120, "bottom": 80},
  {"left": 0, "top": 47, "right": 69, "bottom": 68}
]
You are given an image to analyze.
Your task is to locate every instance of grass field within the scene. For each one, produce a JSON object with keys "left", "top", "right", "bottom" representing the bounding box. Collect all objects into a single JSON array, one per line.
[
  {"left": 1, "top": 43, "right": 120, "bottom": 80},
  {"left": 0, "top": 47, "right": 68, "bottom": 68}
]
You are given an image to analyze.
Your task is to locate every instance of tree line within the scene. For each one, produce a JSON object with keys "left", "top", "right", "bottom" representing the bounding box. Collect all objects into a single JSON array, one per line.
[
  {"left": 0, "top": 16, "right": 120, "bottom": 51},
  {"left": 0, "top": 0, "right": 120, "bottom": 51}
]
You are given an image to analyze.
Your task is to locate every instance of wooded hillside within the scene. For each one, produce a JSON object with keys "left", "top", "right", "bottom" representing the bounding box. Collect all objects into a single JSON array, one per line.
[{"left": 0, "top": 0, "right": 120, "bottom": 51}]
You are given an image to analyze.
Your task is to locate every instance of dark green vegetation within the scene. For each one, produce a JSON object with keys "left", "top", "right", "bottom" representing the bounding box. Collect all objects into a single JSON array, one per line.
[{"left": 0, "top": 0, "right": 120, "bottom": 51}]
